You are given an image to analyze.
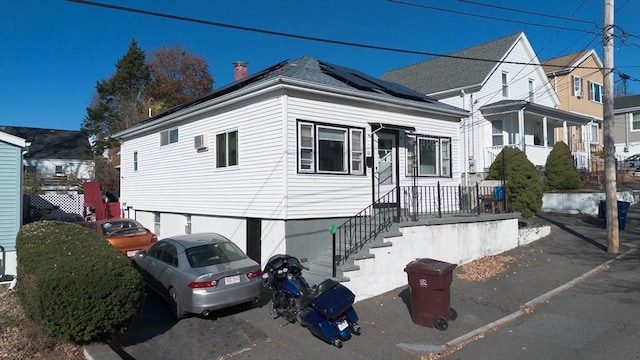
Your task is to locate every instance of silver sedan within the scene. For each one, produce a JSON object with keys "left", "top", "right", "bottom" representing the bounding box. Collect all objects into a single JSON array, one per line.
[{"left": 134, "top": 233, "right": 263, "bottom": 319}]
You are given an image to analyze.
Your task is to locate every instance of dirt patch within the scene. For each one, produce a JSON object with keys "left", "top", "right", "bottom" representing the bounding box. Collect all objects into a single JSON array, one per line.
[
  {"left": 455, "top": 255, "right": 516, "bottom": 282},
  {"left": 0, "top": 287, "right": 84, "bottom": 360}
]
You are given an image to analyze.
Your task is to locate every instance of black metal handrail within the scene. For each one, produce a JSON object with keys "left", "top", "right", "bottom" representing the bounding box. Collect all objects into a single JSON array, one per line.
[{"left": 333, "top": 182, "right": 507, "bottom": 275}]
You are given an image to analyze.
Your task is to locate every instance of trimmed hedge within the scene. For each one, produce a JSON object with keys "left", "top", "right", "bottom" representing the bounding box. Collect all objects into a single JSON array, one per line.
[
  {"left": 486, "top": 147, "right": 543, "bottom": 218},
  {"left": 544, "top": 141, "right": 582, "bottom": 190},
  {"left": 16, "top": 221, "right": 144, "bottom": 343}
]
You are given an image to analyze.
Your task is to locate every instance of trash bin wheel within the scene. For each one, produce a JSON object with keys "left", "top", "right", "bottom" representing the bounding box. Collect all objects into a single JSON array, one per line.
[
  {"left": 449, "top": 308, "right": 458, "bottom": 321},
  {"left": 332, "top": 338, "right": 343, "bottom": 348},
  {"left": 434, "top": 317, "right": 448, "bottom": 331}
]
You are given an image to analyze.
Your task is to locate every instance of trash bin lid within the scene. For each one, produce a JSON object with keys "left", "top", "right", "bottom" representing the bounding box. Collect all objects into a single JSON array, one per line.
[{"left": 404, "top": 258, "right": 457, "bottom": 275}]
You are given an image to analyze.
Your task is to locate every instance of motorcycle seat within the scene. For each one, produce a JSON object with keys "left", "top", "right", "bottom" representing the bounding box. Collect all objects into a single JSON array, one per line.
[{"left": 301, "top": 278, "right": 338, "bottom": 307}]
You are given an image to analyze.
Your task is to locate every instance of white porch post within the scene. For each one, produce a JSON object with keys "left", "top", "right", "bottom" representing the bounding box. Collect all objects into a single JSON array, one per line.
[
  {"left": 518, "top": 108, "right": 525, "bottom": 151},
  {"left": 562, "top": 121, "right": 568, "bottom": 144},
  {"left": 542, "top": 116, "right": 548, "bottom": 147}
]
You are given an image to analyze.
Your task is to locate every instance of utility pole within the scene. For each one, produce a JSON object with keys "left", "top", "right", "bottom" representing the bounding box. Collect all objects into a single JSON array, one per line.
[{"left": 603, "top": 0, "right": 619, "bottom": 254}]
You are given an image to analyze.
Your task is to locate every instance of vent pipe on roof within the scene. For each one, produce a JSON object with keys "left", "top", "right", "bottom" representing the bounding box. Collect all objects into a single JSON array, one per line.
[{"left": 234, "top": 61, "right": 248, "bottom": 81}]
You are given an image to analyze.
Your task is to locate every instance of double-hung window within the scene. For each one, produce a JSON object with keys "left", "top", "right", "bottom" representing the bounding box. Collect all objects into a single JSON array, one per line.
[
  {"left": 216, "top": 130, "right": 238, "bottom": 168},
  {"left": 406, "top": 135, "right": 451, "bottom": 177},
  {"left": 631, "top": 113, "right": 640, "bottom": 132},
  {"left": 133, "top": 151, "right": 138, "bottom": 171},
  {"left": 528, "top": 79, "right": 535, "bottom": 102},
  {"left": 572, "top": 76, "right": 583, "bottom": 98},
  {"left": 160, "top": 128, "right": 179, "bottom": 146},
  {"left": 588, "top": 81, "right": 603, "bottom": 103},
  {"left": 297, "top": 121, "right": 364, "bottom": 175},
  {"left": 501, "top": 72, "right": 509, "bottom": 98},
  {"left": 590, "top": 124, "right": 599, "bottom": 144}
]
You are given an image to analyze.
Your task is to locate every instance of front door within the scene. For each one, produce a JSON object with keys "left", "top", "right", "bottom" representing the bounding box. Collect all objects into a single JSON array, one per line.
[{"left": 375, "top": 132, "right": 397, "bottom": 202}]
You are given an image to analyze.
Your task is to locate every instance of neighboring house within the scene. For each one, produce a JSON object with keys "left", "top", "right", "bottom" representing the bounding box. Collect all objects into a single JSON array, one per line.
[
  {"left": 113, "top": 56, "right": 469, "bottom": 268},
  {"left": 613, "top": 94, "right": 640, "bottom": 158},
  {"left": 542, "top": 49, "right": 604, "bottom": 170},
  {"left": 0, "top": 126, "right": 94, "bottom": 192},
  {"left": 382, "top": 32, "right": 597, "bottom": 178},
  {"left": 0, "top": 130, "right": 27, "bottom": 278}
]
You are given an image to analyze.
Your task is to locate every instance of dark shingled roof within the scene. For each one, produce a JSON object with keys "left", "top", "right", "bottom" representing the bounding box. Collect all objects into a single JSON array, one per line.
[
  {"left": 0, "top": 126, "right": 92, "bottom": 160},
  {"left": 130, "top": 55, "right": 468, "bottom": 129},
  {"left": 614, "top": 94, "right": 640, "bottom": 111},
  {"left": 381, "top": 32, "right": 523, "bottom": 95}
]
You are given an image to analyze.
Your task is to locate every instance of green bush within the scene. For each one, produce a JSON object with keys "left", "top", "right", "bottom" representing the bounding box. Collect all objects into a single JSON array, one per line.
[
  {"left": 16, "top": 221, "right": 144, "bottom": 343},
  {"left": 544, "top": 141, "right": 582, "bottom": 190},
  {"left": 486, "top": 147, "right": 543, "bottom": 218}
]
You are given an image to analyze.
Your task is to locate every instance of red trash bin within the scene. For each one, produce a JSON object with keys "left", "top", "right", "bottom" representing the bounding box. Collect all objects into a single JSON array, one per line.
[{"left": 404, "top": 258, "right": 457, "bottom": 330}]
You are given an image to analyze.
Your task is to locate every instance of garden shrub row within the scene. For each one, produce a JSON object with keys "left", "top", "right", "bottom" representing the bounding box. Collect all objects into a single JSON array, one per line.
[{"left": 16, "top": 221, "right": 144, "bottom": 343}]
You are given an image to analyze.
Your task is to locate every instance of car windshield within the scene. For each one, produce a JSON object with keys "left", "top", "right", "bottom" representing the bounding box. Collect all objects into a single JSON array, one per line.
[
  {"left": 186, "top": 242, "right": 247, "bottom": 268},
  {"left": 102, "top": 220, "right": 145, "bottom": 236}
]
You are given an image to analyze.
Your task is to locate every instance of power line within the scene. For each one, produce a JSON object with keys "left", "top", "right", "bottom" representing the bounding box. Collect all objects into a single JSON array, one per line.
[
  {"left": 456, "top": 0, "right": 598, "bottom": 26},
  {"left": 388, "top": 0, "right": 601, "bottom": 35},
  {"left": 66, "top": 0, "right": 609, "bottom": 71}
]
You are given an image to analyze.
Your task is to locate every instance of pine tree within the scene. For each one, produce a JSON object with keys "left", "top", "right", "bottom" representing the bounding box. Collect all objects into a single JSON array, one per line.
[{"left": 82, "top": 39, "right": 151, "bottom": 155}]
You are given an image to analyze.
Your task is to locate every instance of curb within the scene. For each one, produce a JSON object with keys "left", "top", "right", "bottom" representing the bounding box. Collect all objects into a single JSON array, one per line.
[{"left": 397, "top": 245, "right": 639, "bottom": 355}]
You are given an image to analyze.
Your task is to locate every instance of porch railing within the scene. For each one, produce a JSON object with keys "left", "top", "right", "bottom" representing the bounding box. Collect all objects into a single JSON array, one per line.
[{"left": 333, "top": 182, "right": 507, "bottom": 273}]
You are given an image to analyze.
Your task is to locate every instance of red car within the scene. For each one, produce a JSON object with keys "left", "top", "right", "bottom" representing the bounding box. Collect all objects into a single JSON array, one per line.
[{"left": 87, "top": 218, "right": 158, "bottom": 258}]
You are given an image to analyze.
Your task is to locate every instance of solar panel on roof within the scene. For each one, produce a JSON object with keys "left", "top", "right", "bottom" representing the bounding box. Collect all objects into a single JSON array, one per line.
[{"left": 319, "top": 61, "right": 430, "bottom": 102}]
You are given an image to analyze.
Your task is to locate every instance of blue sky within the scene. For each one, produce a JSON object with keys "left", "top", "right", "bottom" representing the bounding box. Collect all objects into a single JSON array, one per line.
[{"left": 1, "top": 0, "right": 639, "bottom": 131}]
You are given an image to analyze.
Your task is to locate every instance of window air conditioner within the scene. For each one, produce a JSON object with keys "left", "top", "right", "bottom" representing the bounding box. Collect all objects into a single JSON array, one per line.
[{"left": 194, "top": 134, "right": 208, "bottom": 150}]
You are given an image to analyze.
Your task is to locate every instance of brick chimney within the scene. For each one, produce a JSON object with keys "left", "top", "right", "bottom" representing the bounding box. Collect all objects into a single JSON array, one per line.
[{"left": 233, "top": 61, "right": 248, "bottom": 81}]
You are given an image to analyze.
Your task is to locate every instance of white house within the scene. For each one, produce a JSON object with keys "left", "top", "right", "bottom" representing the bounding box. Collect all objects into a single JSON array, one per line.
[
  {"left": 113, "top": 56, "right": 470, "bottom": 273},
  {"left": 383, "top": 32, "right": 597, "bottom": 178},
  {"left": 0, "top": 130, "right": 27, "bottom": 278}
]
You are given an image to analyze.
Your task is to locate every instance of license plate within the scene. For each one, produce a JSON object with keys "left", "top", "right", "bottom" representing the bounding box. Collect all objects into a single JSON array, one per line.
[
  {"left": 337, "top": 320, "right": 349, "bottom": 331},
  {"left": 126, "top": 250, "right": 138, "bottom": 257},
  {"left": 224, "top": 275, "right": 240, "bottom": 285}
]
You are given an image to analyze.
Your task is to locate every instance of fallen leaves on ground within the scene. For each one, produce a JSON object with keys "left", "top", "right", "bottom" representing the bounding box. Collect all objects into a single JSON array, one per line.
[
  {"left": 0, "top": 288, "right": 84, "bottom": 360},
  {"left": 456, "top": 255, "right": 515, "bottom": 282}
]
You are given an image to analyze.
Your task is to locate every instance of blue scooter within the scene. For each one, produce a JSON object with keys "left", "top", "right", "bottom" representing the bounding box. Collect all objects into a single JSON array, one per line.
[{"left": 262, "top": 254, "right": 361, "bottom": 348}]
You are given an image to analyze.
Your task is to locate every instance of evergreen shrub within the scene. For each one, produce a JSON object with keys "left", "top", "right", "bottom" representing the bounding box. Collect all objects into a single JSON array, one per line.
[
  {"left": 544, "top": 141, "right": 582, "bottom": 190},
  {"left": 486, "top": 147, "right": 543, "bottom": 218},
  {"left": 16, "top": 221, "right": 144, "bottom": 343}
]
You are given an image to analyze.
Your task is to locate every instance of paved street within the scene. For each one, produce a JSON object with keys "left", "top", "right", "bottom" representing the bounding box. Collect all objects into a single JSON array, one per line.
[{"left": 448, "top": 249, "right": 640, "bottom": 360}]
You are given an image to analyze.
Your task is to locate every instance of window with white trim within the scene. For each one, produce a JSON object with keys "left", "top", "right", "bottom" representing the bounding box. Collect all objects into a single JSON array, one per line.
[
  {"left": 55, "top": 165, "right": 63, "bottom": 175},
  {"left": 492, "top": 120, "right": 504, "bottom": 146},
  {"left": 160, "top": 128, "right": 179, "bottom": 146},
  {"left": 588, "top": 81, "right": 603, "bottom": 103},
  {"left": 528, "top": 79, "right": 535, "bottom": 102},
  {"left": 133, "top": 151, "right": 138, "bottom": 171},
  {"left": 590, "top": 124, "right": 599, "bottom": 144},
  {"left": 216, "top": 130, "right": 238, "bottom": 168},
  {"left": 631, "top": 113, "right": 640, "bottom": 131},
  {"left": 501, "top": 72, "right": 509, "bottom": 97},
  {"left": 572, "top": 75, "right": 583, "bottom": 98},
  {"left": 297, "top": 121, "right": 364, "bottom": 175},
  {"left": 406, "top": 135, "right": 452, "bottom": 177}
]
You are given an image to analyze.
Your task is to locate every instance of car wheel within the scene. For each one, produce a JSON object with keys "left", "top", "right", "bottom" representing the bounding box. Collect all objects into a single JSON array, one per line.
[{"left": 169, "top": 288, "right": 186, "bottom": 320}]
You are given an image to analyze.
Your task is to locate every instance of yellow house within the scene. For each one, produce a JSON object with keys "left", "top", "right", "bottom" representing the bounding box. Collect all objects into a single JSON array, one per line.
[{"left": 542, "top": 50, "right": 604, "bottom": 167}]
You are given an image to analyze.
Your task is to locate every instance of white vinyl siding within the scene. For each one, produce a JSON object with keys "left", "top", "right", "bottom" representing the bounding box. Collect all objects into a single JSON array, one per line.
[{"left": 0, "top": 140, "right": 23, "bottom": 252}]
